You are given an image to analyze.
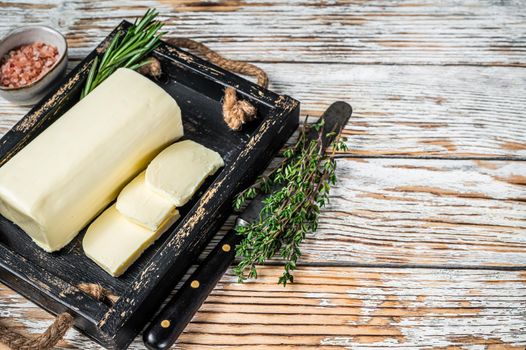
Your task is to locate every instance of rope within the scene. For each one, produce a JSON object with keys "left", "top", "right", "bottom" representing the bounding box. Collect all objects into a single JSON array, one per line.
[
  {"left": 0, "top": 284, "right": 118, "bottom": 350},
  {"left": 0, "top": 36, "right": 266, "bottom": 350},
  {"left": 0, "top": 314, "right": 73, "bottom": 350},
  {"left": 77, "top": 283, "right": 119, "bottom": 305},
  {"left": 138, "top": 37, "right": 269, "bottom": 131}
]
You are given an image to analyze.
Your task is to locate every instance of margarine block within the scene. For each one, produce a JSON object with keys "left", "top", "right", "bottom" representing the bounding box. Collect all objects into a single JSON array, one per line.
[
  {"left": 116, "top": 171, "right": 179, "bottom": 231},
  {"left": 0, "top": 68, "right": 183, "bottom": 252},
  {"left": 83, "top": 205, "right": 179, "bottom": 277},
  {"left": 146, "top": 140, "right": 224, "bottom": 206}
]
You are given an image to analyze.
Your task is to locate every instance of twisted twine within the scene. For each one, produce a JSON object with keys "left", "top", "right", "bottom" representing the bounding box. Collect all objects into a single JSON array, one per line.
[
  {"left": 0, "top": 36, "right": 267, "bottom": 350},
  {"left": 0, "top": 284, "right": 118, "bottom": 350},
  {"left": 139, "top": 37, "right": 268, "bottom": 131},
  {"left": 77, "top": 283, "right": 119, "bottom": 305}
]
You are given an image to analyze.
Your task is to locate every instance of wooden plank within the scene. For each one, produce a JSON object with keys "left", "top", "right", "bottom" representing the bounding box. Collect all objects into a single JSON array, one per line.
[
  {"left": 1, "top": 63, "right": 524, "bottom": 158},
  {"left": 300, "top": 158, "right": 526, "bottom": 267},
  {"left": 2, "top": 266, "right": 525, "bottom": 349},
  {"left": 0, "top": 112, "right": 524, "bottom": 268},
  {"left": 204, "top": 158, "right": 526, "bottom": 268},
  {"left": 0, "top": 2, "right": 524, "bottom": 349},
  {"left": 1, "top": 0, "right": 525, "bottom": 66},
  {"left": 263, "top": 64, "right": 526, "bottom": 158}
]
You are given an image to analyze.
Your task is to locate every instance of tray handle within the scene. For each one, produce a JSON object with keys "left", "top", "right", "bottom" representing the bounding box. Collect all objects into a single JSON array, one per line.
[
  {"left": 144, "top": 37, "right": 268, "bottom": 131},
  {"left": 0, "top": 283, "right": 117, "bottom": 350}
]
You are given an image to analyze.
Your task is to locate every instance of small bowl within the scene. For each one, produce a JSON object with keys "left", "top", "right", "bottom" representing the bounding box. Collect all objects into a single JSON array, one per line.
[{"left": 0, "top": 26, "right": 68, "bottom": 105}]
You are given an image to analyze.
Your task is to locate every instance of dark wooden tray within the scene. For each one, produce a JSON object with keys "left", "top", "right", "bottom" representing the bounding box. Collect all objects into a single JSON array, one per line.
[{"left": 0, "top": 21, "right": 299, "bottom": 349}]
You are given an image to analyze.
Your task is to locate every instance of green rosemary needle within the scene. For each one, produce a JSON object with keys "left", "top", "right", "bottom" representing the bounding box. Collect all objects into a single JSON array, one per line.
[
  {"left": 81, "top": 8, "right": 164, "bottom": 98},
  {"left": 233, "top": 118, "right": 348, "bottom": 286}
]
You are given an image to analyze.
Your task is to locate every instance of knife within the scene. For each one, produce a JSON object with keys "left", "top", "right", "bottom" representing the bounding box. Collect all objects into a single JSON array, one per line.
[{"left": 143, "top": 101, "right": 352, "bottom": 350}]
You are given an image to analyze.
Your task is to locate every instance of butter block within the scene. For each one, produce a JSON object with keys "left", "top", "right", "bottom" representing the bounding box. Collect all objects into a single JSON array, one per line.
[
  {"left": 116, "top": 171, "right": 178, "bottom": 231},
  {"left": 146, "top": 140, "right": 224, "bottom": 206},
  {"left": 83, "top": 205, "right": 179, "bottom": 277},
  {"left": 0, "top": 68, "right": 183, "bottom": 252}
]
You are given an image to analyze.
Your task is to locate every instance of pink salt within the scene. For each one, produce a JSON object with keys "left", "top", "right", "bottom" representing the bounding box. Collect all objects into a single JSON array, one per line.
[{"left": 0, "top": 42, "right": 59, "bottom": 88}]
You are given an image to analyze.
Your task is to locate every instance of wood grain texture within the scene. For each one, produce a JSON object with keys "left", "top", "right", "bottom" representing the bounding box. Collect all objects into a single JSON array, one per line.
[
  {"left": 301, "top": 158, "right": 526, "bottom": 267},
  {"left": 1, "top": 63, "right": 525, "bottom": 158},
  {"left": 0, "top": 0, "right": 525, "bottom": 349},
  {"left": 0, "top": 29, "right": 300, "bottom": 348},
  {"left": 1, "top": 0, "right": 525, "bottom": 66},
  {"left": 2, "top": 267, "right": 526, "bottom": 349},
  {"left": 202, "top": 158, "right": 526, "bottom": 268},
  {"left": 1, "top": 0, "right": 525, "bottom": 158},
  {"left": 266, "top": 64, "right": 526, "bottom": 158}
]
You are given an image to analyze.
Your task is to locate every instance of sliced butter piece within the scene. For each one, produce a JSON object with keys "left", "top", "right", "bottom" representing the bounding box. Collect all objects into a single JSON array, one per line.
[
  {"left": 83, "top": 205, "right": 179, "bottom": 277},
  {"left": 0, "top": 68, "right": 183, "bottom": 252},
  {"left": 146, "top": 140, "right": 224, "bottom": 206},
  {"left": 116, "top": 171, "right": 178, "bottom": 231}
]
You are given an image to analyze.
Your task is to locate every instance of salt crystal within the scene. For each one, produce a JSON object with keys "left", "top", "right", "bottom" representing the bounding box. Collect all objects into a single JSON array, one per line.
[{"left": 0, "top": 42, "right": 59, "bottom": 88}]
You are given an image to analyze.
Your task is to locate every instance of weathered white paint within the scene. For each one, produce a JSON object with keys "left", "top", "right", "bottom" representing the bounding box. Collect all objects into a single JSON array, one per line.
[
  {"left": 320, "top": 268, "right": 526, "bottom": 349},
  {"left": 1, "top": 63, "right": 525, "bottom": 158},
  {"left": 0, "top": 0, "right": 525, "bottom": 349},
  {"left": 4, "top": 267, "right": 526, "bottom": 349},
  {"left": 308, "top": 158, "right": 526, "bottom": 264},
  {"left": 1, "top": 0, "right": 525, "bottom": 65},
  {"left": 262, "top": 64, "right": 526, "bottom": 158},
  {"left": 201, "top": 158, "right": 526, "bottom": 267}
]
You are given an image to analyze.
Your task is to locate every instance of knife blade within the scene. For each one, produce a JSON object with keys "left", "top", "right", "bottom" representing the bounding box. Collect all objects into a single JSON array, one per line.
[{"left": 143, "top": 101, "right": 352, "bottom": 350}]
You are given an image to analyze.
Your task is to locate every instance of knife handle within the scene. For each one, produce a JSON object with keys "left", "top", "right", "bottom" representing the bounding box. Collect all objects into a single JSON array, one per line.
[
  {"left": 143, "top": 101, "right": 353, "bottom": 350},
  {"left": 143, "top": 229, "right": 241, "bottom": 350},
  {"left": 307, "top": 101, "right": 352, "bottom": 149}
]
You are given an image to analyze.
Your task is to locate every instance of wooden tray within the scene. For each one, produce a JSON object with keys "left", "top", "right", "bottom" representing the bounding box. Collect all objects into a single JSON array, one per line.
[{"left": 0, "top": 21, "right": 299, "bottom": 349}]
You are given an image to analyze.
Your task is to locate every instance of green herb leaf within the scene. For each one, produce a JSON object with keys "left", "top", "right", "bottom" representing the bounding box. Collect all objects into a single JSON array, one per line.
[
  {"left": 81, "top": 9, "right": 163, "bottom": 98},
  {"left": 233, "top": 118, "right": 344, "bottom": 286}
]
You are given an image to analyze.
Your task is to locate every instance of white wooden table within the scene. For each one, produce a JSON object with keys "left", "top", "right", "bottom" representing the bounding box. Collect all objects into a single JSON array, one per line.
[{"left": 1, "top": 1, "right": 525, "bottom": 349}]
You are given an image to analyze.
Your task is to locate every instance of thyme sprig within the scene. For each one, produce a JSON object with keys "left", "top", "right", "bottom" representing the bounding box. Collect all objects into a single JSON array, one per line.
[
  {"left": 81, "top": 9, "right": 164, "bottom": 98},
  {"left": 233, "top": 118, "right": 348, "bottom": 286}
]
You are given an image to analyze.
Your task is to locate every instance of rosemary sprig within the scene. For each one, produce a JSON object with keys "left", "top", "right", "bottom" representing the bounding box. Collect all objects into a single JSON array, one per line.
[
  {"left": 80, "top": 9, "right": 164, "bottom": 98},
  {"left": 233, "top": 118, "right": 348, "bottom": 286}
]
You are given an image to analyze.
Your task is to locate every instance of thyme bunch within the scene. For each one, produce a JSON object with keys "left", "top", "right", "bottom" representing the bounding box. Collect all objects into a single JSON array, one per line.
[
  {"left": 233, "top": 118, "right": 348, "bottom": 286},
  {"left": 81, "top": 9, "right": 164, "bottom": 98}
]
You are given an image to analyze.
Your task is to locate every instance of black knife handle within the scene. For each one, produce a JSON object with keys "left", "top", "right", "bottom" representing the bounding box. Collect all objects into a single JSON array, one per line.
[
  {"left": 307, "top": 101, "right": 352, "bottom": 149},
  {"left": 143, "top": 229, "right": 241, "bottom": 350},
  {"left": 143, "top": 101, "right": 352, "bottom": 350}
]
